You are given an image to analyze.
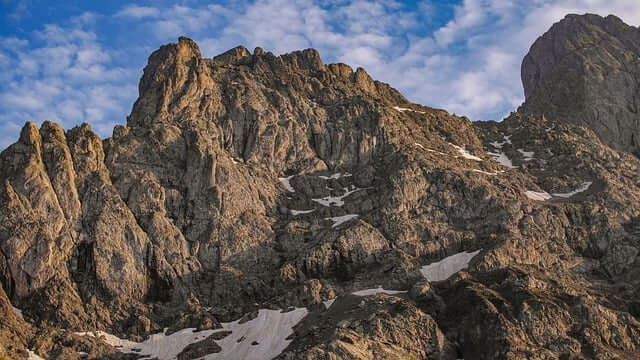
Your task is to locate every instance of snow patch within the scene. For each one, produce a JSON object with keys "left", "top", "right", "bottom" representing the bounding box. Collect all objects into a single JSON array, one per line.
[
  {"left": 312, "top": 186, "right": 361, "bottom": 207},
  {"left": 517, "top": 149, "right": 535, "bottom": 161},
  {"left": 77, "top": 308, "right": 308, "bottom": 360},
  {"left": 525, "top": 190, "right": 552, "bottom": 201},
  {"left": 325, "top": 214, "right": 359, "bottom": 228},
  {"left": 12, "top": 306, "right": 23, "bottom": 319},
  {"left": 205, "top": 308, "right": 308, "bottom": 360},
  {"left": 393, "top": 106, "right": 425, "bottom": 114},
  {"left": 323, "top": 298, "right": 336, "bottom": 309},
  {"left": 420, "top": 250, "right": 482, "bottom": 282},
  {"left": 352, "top": 286, "right": 407, "bottom": 297},
  {"left": 487, "top": 151, "right": 517, "bottom": 168},
  {"left": 552, "top": 181, "right": 593, "bottom": 198},
  {"left": 490, "top": 135, "right": 512, "bottom": 149},
  {"left": 449, "top": 144, "right": 483, "bottom": 161},
  {"left": 472, "top": 169, "right": 502, "bottom": 175},
  {"left": 318, "top": 172, "right": 352, "bottom": 180},
  {"left": 290, "top": 209, "right": 315, "bottom": 216},
  {"left": 279, "top": 176, "right": 295, "bottom": 193},
  {"left": 415, "top": 143, "right": 447, "bottom": 155},
  {"left": 28, "top": 350, "right": 45, "bottom": 360}
]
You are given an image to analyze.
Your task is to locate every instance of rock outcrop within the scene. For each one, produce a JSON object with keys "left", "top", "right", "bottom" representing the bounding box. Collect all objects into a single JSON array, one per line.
[
  {"left": 1, "top": 14, "right": 640, "bottom": 360},
  {"left": 521, "top": 13, "right": 640, "bottom": 156}
]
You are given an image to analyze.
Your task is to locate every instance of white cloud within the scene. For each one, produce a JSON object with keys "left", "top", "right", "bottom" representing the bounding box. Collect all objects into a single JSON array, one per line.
[
  {"left": 115, "top": 5, "right": 160, "bottom": 19},
  {"left": 0, "top": 19, "right": 137, "bottom": 148}
]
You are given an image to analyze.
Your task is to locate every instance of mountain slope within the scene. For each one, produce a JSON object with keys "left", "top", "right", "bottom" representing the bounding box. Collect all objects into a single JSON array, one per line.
[
  {"left": 1, "top": 14, "right": 640, "bottom": 360},
  {"left": 522, "top": 14, "right": 640, "bottom": 156}
]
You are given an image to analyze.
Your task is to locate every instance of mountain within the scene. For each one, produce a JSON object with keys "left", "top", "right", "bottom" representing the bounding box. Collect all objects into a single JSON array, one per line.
[
  {"left": 522, "top": 14, "right": 640, "bottom": 156},
  {"left": 1, "top": 13, "right": 640, "bottom": 360}
]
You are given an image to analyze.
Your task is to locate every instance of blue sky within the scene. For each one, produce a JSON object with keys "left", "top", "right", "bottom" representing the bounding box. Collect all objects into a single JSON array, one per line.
[{"left": 1, "top": 0, "right": 639, "bottom": 149}]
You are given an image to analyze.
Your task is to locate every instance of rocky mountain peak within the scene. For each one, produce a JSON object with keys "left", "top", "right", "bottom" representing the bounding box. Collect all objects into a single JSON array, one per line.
[{"left": 521, "top": 13, "right": 640, "bottom": 156}]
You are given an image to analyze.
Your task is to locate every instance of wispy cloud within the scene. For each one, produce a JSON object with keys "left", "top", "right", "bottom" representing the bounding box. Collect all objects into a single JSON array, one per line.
[
  {"left": 115, "top": 5, "right": 161, "bottom": 19},
  {"left": 0, "top": 20, "right": 137, "bottom": 149}
]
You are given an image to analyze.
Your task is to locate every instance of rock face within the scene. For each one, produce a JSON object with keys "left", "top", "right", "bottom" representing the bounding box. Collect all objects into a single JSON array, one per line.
[
  {"left": 1, "top": 15, "right": 640, "bottom": 360},
  {"left": 521, "top": 14, "right": 640, "bottom": 156}
]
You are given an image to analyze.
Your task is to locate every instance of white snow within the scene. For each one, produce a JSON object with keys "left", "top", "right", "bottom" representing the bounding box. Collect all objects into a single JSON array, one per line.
[
  {"left": 393, "top": 106, "right": 425, "bottom": 114},
  {"left": 325, "top": 214, "right": 359, "bottom": 228},
  {"left": 323, "top": 298, "right": 336, "bottom": 309},
  {"left": 490, "top": 135, "right": 513, "bottom": 149},
  {"left": 28, "top": 350, "right": 45, "bottom": 360},
  {"left": 323, "top": 286, "right": 406, "bottom": 309},
  {"left": 517, "top": 149, "right": 535, "bottom": 161},
  {"left": 552, "top": 181, "right": 593, "bottom": 198},
  {"left": 449, "top": 144, "right": 483, "bottom": 161},
  {"left": 472, "top": 169, "right": 502, "bottom": 175},
  {"left": 312, "top": 186, "right": 361, "bottom": 207},
  {"left": 318, "top": 172, "right": 352, "bottom": 180},
  {"left": 352, "top": 286, "right": 407, "bottom": 296},
  {"left": 525, "top": 190, "right": 552, "bottom": 201},
  {"left": 415, "top": 143, "right": 447, "bottom": 155},
  {"left": 487, "top": 151, "right": 517, "bottom": 168},
  {"left": 77, "top": 308, "right": 308, "bottom": 360},
  {"left": 489, "top": 140, "right": 504, "bottom": 149},
  {"left": 420, "top": 250, "right": 482, "bottom": 282},
  {"left": 290, "top": 209, "right": 315, "bottom": 216},
  {"left": 279, "top": 176, "right": 295, "bottom": 193},
  {"left": 204, "top": 308, "right": 308, "bottom": 360},
  {"left": 12, "top": 306, "right": 23, "bottom": 319}
]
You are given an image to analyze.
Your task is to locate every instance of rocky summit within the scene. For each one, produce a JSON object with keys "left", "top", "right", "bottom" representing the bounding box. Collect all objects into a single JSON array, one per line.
[{"left": 1, "top": 13, "right": 640, "bottom": 360}]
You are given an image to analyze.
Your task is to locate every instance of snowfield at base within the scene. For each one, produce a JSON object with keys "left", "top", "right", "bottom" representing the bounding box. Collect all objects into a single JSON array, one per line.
[
  {"left": 525, "top": 190, "right": 552, "bottom": 201},
  {"left": 204, "top": 308, "right": 308, "bottom": 360},
  {"left": 325, "top": 214, "right": 359, "bottom": 228},
  {"left": 552, "top": 181, "right": 592, "bottom": 198},
  {"left": 77, "top": 308, "right": 308, "bottom": 360},
  {"left": 279, "top": 176, "right": 295, "bottom": 192},
  {"left": 290, "top": 209, "right": 315, "bottom": 215},
  {"left": 449, "top": 144, "right": 483, "bottom": 161},
  {"left": 420, "top": 250, "right": 482, "bottom": 282},
  {"left": 318, "top": 172, "right": 352, "bottom": 180},
  {"left": 312, "top": 186, "right": 361, "bottom": 207},
  {"left": 393, "top": 106, "right": 425, "bottom": 114}
]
